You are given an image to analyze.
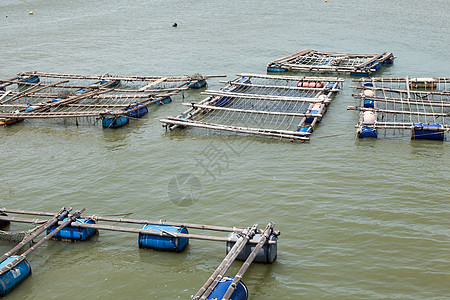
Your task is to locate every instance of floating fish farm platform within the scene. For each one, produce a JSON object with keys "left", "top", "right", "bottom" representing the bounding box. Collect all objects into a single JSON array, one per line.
[
  {"left": 0, "top": 207, "right": 279, "bottom": 299},
  {"left": 0, "top": 71, "right": 223, "bottom": 128},
  {"left": 267, "top": 49, "right": 395, "bottom": 76},
  {"left": 348, "top": 77, "right": 450, "bottom": 140},
  {"left": 160, "top": 73, "right": 343, "bottom": 141}
]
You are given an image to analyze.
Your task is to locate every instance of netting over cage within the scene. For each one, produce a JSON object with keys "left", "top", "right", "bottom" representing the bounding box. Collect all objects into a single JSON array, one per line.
[
  {"left": 0, "top": 71, "right": 218, "bottom": 127},
  {"left": 267, "top": 49, "right": 395, "bottom": 76},
  {"left": 161, "top": 74, "right": 343, "bottom": 141},
  {"left": 348, "top": 77, "right": 450, "bottom": 139}
]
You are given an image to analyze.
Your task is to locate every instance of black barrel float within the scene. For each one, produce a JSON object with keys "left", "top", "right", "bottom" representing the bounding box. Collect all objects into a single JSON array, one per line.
[{"left": 226, "top": 232, "right": 278, "bottom": 264}]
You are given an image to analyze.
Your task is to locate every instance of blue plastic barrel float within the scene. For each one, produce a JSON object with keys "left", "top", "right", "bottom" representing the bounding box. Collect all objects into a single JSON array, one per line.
[
  {"left": 412, "top": 123, "right": 444, "bottom": 140},
  {"left": 189, "top": 79, "right": 207, "bottom": 89},
  {"left": 0, "top": 255, "right": 32, "bottom": 296},
  {"left": 358, "top": 127, "right": 378, "bottom": 138},
  {"left": 216, "top": 97, "right": 229, "bottom": 107},
  {"left": 47, "top": 218, "right": 97, "bottom": 241},
  {"left": 91, "top": 79, "right": 120, "bottom": 88},
  {"left": 102, "top": 116, "right": 129, "bottom": 128},
  {"left": 207, "top": 276, "right": 248, "bottom": 300},
  {"left": 18, "top": 75, "right": 39, "bottom": 85},
  {"left": 126, "top": 105, "right": 148, "bottom": 118},
  {"left": 305, "top": 102, "right": 323, "bottom": 123},
  {"left": 267, "top": 64, "right": 289, "bottom": 72},
  {"left": 370, "top": 61, "right": 381, "bottom": 71},
  {"left": 138, "top": 224, "right": 189, "bottom": 252},
  {"left": 226, "top": 232, "right": 277, "bottom": 264},
  {"left": 298, "top": 126, "right": 312, "bottom": 134},
  {"left": 383, "top": 54, "right": 395, "bottom": 64},
  {"left": 326, "top": 82, "right": 336, "bottom": 89},
  {"left": 363, "top": 99, "right": 374, "bottom": 108},
  {"left": 24, "top": 105, "right": 40, "bottom": 112}
]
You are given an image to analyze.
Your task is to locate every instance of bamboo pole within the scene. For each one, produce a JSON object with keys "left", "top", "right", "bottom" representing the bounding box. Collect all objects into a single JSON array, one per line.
[
  {"left": 192, "top": 225, "right": 257, "bottom": 300},
  {"left": 0, "top": 207, "right": 71, "bottom": 264},
  {"left": 0, "top": 111, "right": 102, "bottom": 119},
  {"left": 236, "top": 73, "right": 344, "bottom": 82},
  {"left": 284, "top": 63, "right": 356, "bottom": 71},
  {"left": 160, "top": 117, "right": 310, "bottom": 140},
  {"left": 0, "top": 208, "right": 264, "bottom": 235},
  {"left": 0, "top": 76, "right": 20, "bottom": 89},
  {"left": 218, "top": 81, "right": 341, "bottom": 92},
  {"left": 7, "top": 80, "right": 70, "bottom": 102},
  {"left": 312, "top": 51, "right": 379, "bottom": 57},
  {"left": 222, "top": 222, "right": 274, "bottom": 300},
  {"left": 355, "top": 52, "right": 386, "bottom": 68},
  {"left": 351, "top": 96, "right": 450, "bottom": 107},
  {"left": 0, "top": 216, "right": 279, "bottom": 244},
  {"left": 352, "top": 87, "right": 449, "bottom": 97},
  {"left": 0, "top": 215, "right": 277, "bottom": 245},
  {"left": 269, "top": 49, "right": 314, "bottom": 64},
  {"left": 138, "top": 77, "right": 168, "bottom": 91},
  {"left": 0, "top": 91, "right": 11, "bottom": 103},
  {"left": 181, "top": 103, "right": 323, "bottom": 118},
  {"left": 201, "top": 91, "right": 330, "bottom": 103},
  {"left": 18, "top": 71, "right": 226, "bottom": 82},
  {"left": 347, "top": 105, "right": 449, "bottom": 117},
  {"left": 406, "top": 76, "right": 411, "bottom": 100},
  {"left": 356, "top": 123, "right": 449, "bottom": 130},
  {"left": 0, "top": 215, "right": 47, "bottom": 224},
  {"left": 0, "top": 208, "right": 84, "bottom": 275},
  {"left": 353, "top": 77, "right": 450, "bottom": 83}
]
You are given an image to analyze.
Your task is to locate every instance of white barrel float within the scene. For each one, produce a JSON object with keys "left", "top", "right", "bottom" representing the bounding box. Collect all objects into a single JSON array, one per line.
[
  {"left": 363, "top": 89, "right": 374, "bottom": 97},
  {"left": 47, "top": 218, "right": 97, "bottom": 241},
  {"left": 207, "top": 276, "right": 248, "bottom": 300},
  {"left": 362, "top": 111, "right": 376, "bottom": 123},
  {"left": 0, "top": 255, "right": 31, "bottom": 296},
  {"left": 409, "top": 78, "right": 437, "bottom": 89},
  {"left": 306, "top": 102, "right": 323, "bottom": 123},
  {"left": 138, "top": 224, "right": 189, "bottom": 252},
  {"left": 226, "top": 233, "right": 277, "bottom": 263}
]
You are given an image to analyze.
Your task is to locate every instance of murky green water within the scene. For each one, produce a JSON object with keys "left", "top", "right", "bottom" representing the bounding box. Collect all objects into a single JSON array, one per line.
[{"left": 0, "top": 0, "right": 449, "bottom": 299}]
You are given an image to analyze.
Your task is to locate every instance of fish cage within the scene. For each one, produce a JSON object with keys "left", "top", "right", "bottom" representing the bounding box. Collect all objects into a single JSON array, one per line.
[
  {"left": 160, "top": 73, "right": 343, "bottom": 141},
  {"left": 0, "top": 71, "right": 223, "bottom": 128},
  {"left": 348, "top": 77, "right": 450, "bottom": 140},
  {"left": 267, "top": 49, "right": 395, "bottom": 76},
  {"left": 0, "top": 207, "right": 279, "bottom": 299}
]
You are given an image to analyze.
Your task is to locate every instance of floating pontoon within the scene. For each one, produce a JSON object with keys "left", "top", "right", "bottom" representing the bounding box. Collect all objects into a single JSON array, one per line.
[
  {"left": 267, "top": 49, "right": 395, "bottom": 76},
  {"left": 348, "top": 77, "right": 450, "bottom": 140},
  {"left": 160, "top": 73, "right": 343, "bottom": 141},
  {"left": 0, "top": 207, "right": 279, "bottom": 298},
  {"left": 0, "top": 71, "right": 222, "bottom": 128}
]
